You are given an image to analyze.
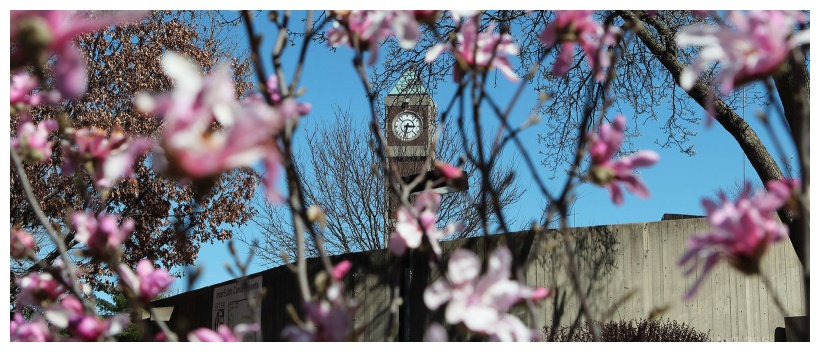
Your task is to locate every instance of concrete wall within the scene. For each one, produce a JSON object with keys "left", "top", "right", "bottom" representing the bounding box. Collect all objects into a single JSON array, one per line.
[
  {"left": 152, "top": 218, "right": 805, "bottom": 342},
  {"left": 509, "top": 218, "right": 806, "bottom": 342}
]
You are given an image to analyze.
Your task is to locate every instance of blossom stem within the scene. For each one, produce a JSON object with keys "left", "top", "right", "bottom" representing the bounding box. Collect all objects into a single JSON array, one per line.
[{"left": 11, "top": 147, "right": 92, "bottom": 312}]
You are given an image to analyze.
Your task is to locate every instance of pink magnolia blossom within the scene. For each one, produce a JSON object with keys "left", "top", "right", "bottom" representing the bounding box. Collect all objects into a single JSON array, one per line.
[
  {"left": 11, "top": 227, "right": 37, "bottom": 259},
  {"left": 266, "top": 74, "right": 312, "bottom": 115},
  {"left": 434, "top": 160, "right": 465, "bottom": 180},
  {"left": 425, "top": 16, "right": 520, "bottom": 82},
  {"left": 44, "top": 295, "right": 129, "bottom": 341},
  {"left": 10, "top": 11, "right": 146, "bottom": 99},
  {"left": 71, "top": 211, "right": 134, "bottom": 259},
  {"left": 10, "top": 72, "right": 39, "bottom": 104},
  {"left": 10, "top": 72, "right": 60, "bottom": 106},
  {"left": 118, "top": 259, "right": 175, "bottom": 302},
  {"left": 587, "top": 115, "right": 659, "bottom": 205},
  {"left": 188, "top": 324, "right": 258, "bottom": 342},
  {"left": 331, "top": 260, "right": 352, "bottom": 281},
  {"left": 61, "top": 126, "right": 151, "bottom": 192},
  {"left": 16, "top": 273, "right": 65, "bottom": 307},
  {"left": 540, "top": 11, "right": 620, "bottom": 81},
  {"left": 676, "top": 10, "right": 809, "bottom": 95},
  {"left": 679, "top": 179, "right": 797, "bottom": 299},
  {"left": 282, "top": 261, "right": 356, "bottom": 341},
  {"left": 11, "top": 313, "right": 53, "bottom": 342},
  {"left": 136, "top": 52, "right": 289, "bottom": 201},
  {"left": 424, "top": 247, "right": 550, "bottom": 342},
  {"left": 389, "top": 191, "right": 462, "bottom": 256},
  {"left": 328, "top": 11, "right": 422, "bottom": 65},
  {"left": 12, "top": 111, "right": 58, "bottom": 163}
]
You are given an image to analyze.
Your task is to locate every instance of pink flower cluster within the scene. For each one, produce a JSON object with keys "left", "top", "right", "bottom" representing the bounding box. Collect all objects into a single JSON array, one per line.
[
  {"left": 11, "top": 227, "right": 37, "bottom": 259},
  {"left": 540, "top": 10, "right": 620, "bottom": 82},
  {"left": 137, "top": 52, "right": 292, "bottom": 201},
  {"left": 434, "top": 160, "right": 466, "bottom": 180},
  {"left": 10, "top": 11, "right": 146, "bottom": 100},
  {"left": 61, "top": 126, "right": 151, "bottom": 193},
  {"left": 13, "top": 270, "right": 130, "bottom": 342},
  {"left": 679, "top": 179, "right": 798, "bottom": 299},
  {"left": 328, "top": 10, "right": 426, "bottom": 65},
  {"left": 587, "top": 115, "right": 659, "bottom": 205},
  {"left": 11, "top": 313, "right": 52, "bottom": 342},
  {"left": 15, "top": 272, "right": 65, "bottom": 308},
  {"left": 426, "top": 15, "right": 520, "bottom": 82},
  {"left": 118, "top": 259, "right": 175, "bottom": 303},
  {"left": 72, "top": 211, "right": 134, "bottom": 260},
  {"left": 45, "top": 295, "right": 130, "bottom": 341},
  {"left": 282, "top": 261, "right": 357, "bottom": 341},
  {"left": 12, "top": 111, "right": 58, "bottom": 164},
  {"left": 389, "top": 191, "right": 462, "bottom": 256},
  {"left": 10, "top": 72, "right": 60, "bottom": 106},
  {"left": 424, "top": 247, "right": 550, "bottom": 342},
  {"left": 677, "top": 10, "right": 809, "bottom": 95},
  {"left": 188, "top": 324, "right": 259, "bottom": 342}
]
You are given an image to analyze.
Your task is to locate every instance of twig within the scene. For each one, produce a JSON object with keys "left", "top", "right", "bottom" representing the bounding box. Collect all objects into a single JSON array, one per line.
[{"left": 11, "top": 148, "right": 94, "bottom": 313}]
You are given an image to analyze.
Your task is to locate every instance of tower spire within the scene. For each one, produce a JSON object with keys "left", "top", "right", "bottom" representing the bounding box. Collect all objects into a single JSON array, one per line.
[{"left": 388, "top": 68, "right": 428, "bottom": 96}]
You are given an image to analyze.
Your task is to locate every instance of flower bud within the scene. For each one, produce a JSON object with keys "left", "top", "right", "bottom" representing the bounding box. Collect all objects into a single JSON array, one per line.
[{"left": 11, "top": 227, "right": 37, "bottom": 259}]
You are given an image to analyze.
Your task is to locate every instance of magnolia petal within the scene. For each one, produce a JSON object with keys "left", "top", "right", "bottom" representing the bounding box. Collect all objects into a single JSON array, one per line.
[
  {"left": 106, "top": 314, "right": 131, "bottom": 336},
  {"left": 425, "top": 44, "right": 448, "bottom": 63},
  {"left": 619, "top": 173, "right": 650, "bottom": 199},
  {"left": 53, "top": 44, "right": 88, "bottom": 100},
  {"left": 684, "top": 254, "right": 719, "bottom": 300},
  {"left": 493, "top": 57, "right": 520, "bottom": 82},
  {"left": 619, "top": 150, "right": 660, "bottom": 169},
  {"left": 118, "top": 264, "right": 141, "bottom": 296},
  {"left": 424, "top": 323, "right": 448, "bottom": 342},
  {"left": 423, "top": 279, "right": 452, "bottom": 310},
  {"left": 161, "top": 52, "right": 203, "bottom": 95},
  {"left": 447, "top": 249, "right": 481, "bottom": 285},
  {"left": 44, "top": 307, "right": 71, "bottom": 328},
  {"left": 607, "top": 182, "right": 624, "bottom": 205}
]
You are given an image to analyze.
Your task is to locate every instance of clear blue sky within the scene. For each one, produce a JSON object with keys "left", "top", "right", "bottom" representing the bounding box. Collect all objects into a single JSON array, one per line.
[{"left": 178, "top": 10, "right": 801, "bottom": 293}]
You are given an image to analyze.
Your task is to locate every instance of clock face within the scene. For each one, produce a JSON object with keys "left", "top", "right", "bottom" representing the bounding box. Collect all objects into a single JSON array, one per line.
[{"left": 392, "top": 111, "right": 422, "bottom": 141}]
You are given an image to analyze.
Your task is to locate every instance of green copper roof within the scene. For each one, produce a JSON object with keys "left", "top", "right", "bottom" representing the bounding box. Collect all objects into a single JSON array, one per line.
[{"left": 387, "top": 69, "right": 429, "bottom": 96}]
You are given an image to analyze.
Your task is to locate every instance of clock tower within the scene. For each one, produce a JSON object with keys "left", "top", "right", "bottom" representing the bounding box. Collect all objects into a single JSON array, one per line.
[
  {"left": 384, "top": 69, "right": 437, "bottom": 176},
  {"left": 384, "top": 69, "right": 437, "bottom": 239}
]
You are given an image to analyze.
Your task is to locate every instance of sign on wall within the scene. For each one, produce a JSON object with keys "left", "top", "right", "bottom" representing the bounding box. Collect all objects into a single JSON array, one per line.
[{"left": 212, "top": 276, "right": 263, "bottom": 341}]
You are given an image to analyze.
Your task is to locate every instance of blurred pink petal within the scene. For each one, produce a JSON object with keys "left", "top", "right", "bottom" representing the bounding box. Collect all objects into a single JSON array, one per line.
[
  {"left": 11, "top": 313, "right": 53, "bottom": 342},
  {"left": 679, "top": 180, "right": 794, "bottom": 299},
  {"left": 677, "top": 10, "right": 809, "bottom": 95},
  {"left": 137, "top": 52, "right": 290, "bottom": 201},
  {"left": 390, "top": 191, "right": 461, "bottom": 256},
  {"left": 12, "top": 112, "right": 58, "bottom": 163},
  {"left": 423, "top": 247, "right": 548, "bottom": 341},
  {"left": 426, "top": 17, "right": 520, "bottom": 82},
  {"left": 540, "top": 11, "right": 620, "bottom": 82},
  {"left": 11, "top": 227, "right": 36, "bottom": 259},
  {"left": 10, "top": 11, "right": 147, "bottom": 100},
  {"left": 282, "top": 267, "right": 355, "bottom": 341}
]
